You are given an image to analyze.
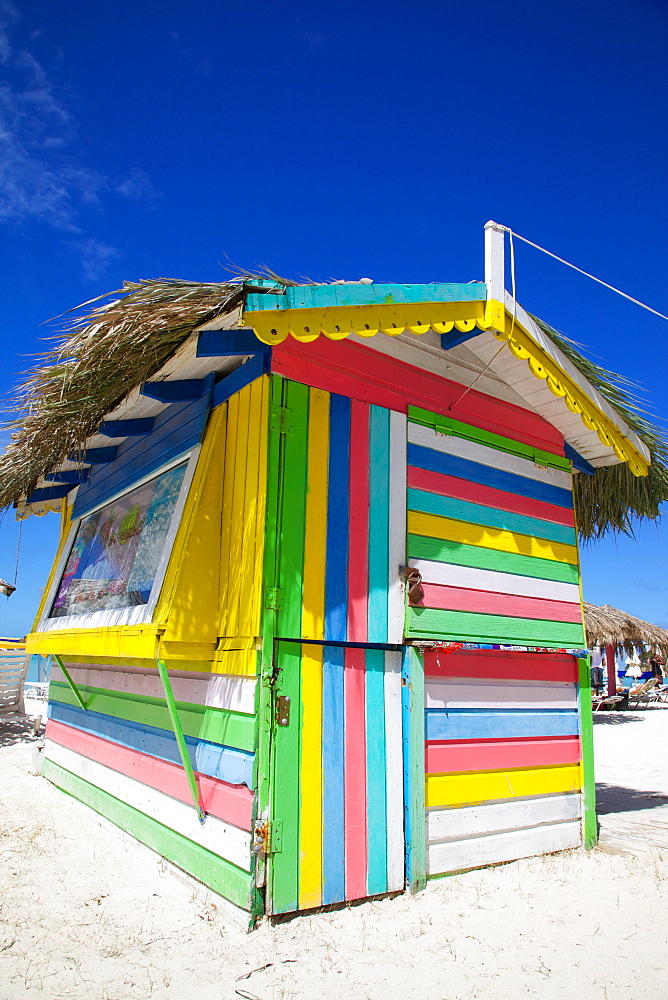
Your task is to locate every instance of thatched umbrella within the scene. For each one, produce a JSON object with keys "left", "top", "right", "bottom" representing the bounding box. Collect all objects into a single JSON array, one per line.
[{"left": 583, "top": 602, "right": 668, "bottom": 656}]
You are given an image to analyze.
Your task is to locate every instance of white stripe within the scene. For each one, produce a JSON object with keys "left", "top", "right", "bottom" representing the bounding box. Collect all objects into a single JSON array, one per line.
[
  {"left": 44, "top": 740, "right": 252, "bottom": 871},
  {"left": 408, "top": 422, "right": 572, "bottom": 490},
  {"left": 428, "top": 820, "right": 582, "bottom": 875},
  {"left": 384, "top": 651, "right": 405, "bottom": 892},
  {"left": 425, "top": 677, "right": 577, "bottom": 710},
  {"left": 408, "top": 558, "right": 581, "bottom": 604},
  {"left": 50, "top": 665, "right": 256, "bottom": 714},
  {"left": 428, "top": 792, "right": 582, "bottom": 843},
  {"left": 387, "top": 411, "right": 407, "bottom": 644}
]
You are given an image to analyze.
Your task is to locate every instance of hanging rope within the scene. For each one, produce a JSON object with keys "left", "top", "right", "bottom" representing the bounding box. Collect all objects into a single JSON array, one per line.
[{"left": 13, "top": 519, "right": 22, "bottom": 589}]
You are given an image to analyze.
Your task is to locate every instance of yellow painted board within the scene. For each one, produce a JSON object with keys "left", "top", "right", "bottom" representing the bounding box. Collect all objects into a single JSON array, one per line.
[
  {"left": 227, "top": 386, "right": 252, "bottom": 639},
  {"left": 299, "top": 645, "right": 324, "bottom": 909},
  {"left": 426, "top": 764, "right": 582, "bottom": 809},
  {"left": 302, "top": 388, "right": 330, "bottom": 641},
  {"left": 212, "top": 647, "right": 259, "bottom": 677},
  {"left": 407, "top": 510, "right": 578, "bottom": 566},
  {"left": 218, "top": 393, "right": 238, "bottom": 637},
  {"left": 238, "top": 379, "right": 267, "bottom": 639},
  {"left": 26, "top": 626, "right": 162, "bottom": 662},
  {"left": 249, "top": 378, "right": 268, "bottom": 638}
]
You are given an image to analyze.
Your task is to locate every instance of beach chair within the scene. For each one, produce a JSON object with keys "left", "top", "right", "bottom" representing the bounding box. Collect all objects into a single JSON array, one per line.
[
  {"left": 0, "top": 650, "right": 29, "bottom": 718},
  {"left": 627, "top": 678, "right": 660, "bottom": 709}
]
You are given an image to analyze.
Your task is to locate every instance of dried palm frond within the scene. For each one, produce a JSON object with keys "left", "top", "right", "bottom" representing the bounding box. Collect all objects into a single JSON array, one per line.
[{"left": 584, "top": 602, "right": 668, "bottom": 655}]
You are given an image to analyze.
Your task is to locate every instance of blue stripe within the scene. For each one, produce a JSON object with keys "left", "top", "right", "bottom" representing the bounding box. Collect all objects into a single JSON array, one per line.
[
  {"left": 407, "top": 443, "right": 573, "bottom": 509},
  {"left": 407, "top": 488, "right": 576, "bottom": 546},
  {"left": 324, "top": 394, "right": 350, "bottom": 641},
  {"left": 425, "top": 708, "right": 580, "bottom": 741},
  {"left": 368, "top": 405, "right": 390, "bottom": 642},
  {"left": 47, "top": 701, "right": 254, "bottom": 787},
  {"left": 365, "top": 649, "right": 387, "bottom": 896},
  {"left": 322, "top": 644, "right": 345, "bottom": 904}
]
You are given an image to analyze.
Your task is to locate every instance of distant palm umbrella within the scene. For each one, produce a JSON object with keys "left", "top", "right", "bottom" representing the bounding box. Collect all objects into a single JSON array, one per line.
[{"left": 0, "top": 578, "right": 16, "bottom": 597}]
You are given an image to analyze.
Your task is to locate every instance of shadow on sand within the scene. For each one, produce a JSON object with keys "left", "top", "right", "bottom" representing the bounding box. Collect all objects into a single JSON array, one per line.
[
  {"left": 596, "top": 782, "right": 668, "bottom": 815},
  {"left": 0, "top": 714, "right": 44, "bottom": 748}
]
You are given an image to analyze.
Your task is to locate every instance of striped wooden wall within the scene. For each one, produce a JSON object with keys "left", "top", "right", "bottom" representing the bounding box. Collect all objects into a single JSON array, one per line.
[
  {"left": 43, "top": 660, "right": 257, "bottom": 909},
  {"left": 405, "top": 406, "right": 585, "bottom": 648},
  {"left": 269, "top": 643, "right": 404, "bottom": 914},
  {"left": 424, "top": 648, "right": 583, "bottom": 876}
]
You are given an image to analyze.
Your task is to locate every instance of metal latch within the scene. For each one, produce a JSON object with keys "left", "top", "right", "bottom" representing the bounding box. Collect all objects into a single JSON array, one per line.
[
  {"left": 252, "top": 818, "right": 283, "bottom": 854},
  {"left": 270, "top": 404, "right": 293, "bottom": 436},
  {"left": 276, "top": 695, "right": 291, "bottom": 727},
  {"left": 265, "top": 586, "right": 283, "bottom": 611}
]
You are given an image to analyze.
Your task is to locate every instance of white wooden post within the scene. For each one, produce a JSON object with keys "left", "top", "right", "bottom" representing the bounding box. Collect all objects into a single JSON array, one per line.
[{"left": 484, "top": 220, "right": 506, "bottom": 302}]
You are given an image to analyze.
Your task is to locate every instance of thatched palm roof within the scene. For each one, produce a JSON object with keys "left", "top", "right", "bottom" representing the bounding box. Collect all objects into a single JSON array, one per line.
[
  {"left": 583, "top": 602, "right": 668, "bottom": 655},
  {"left": 0, "top": 277, "right": 667, "bottom": 539}
]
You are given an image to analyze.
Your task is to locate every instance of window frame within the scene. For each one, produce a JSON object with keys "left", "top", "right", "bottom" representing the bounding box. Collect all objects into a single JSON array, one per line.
[{"left": 36, "top": 447, "right": 200, "bottom": 633}]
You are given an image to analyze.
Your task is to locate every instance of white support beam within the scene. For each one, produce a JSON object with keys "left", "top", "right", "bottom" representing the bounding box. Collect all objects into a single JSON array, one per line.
[{"left": 484, "top": 220, "right": 506, "bottom": 302}]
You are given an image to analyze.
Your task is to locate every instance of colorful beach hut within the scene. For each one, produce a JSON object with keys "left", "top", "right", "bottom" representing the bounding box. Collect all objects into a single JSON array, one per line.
[{"left": 1, "top": 222, "right": 666, "bottom": 927}]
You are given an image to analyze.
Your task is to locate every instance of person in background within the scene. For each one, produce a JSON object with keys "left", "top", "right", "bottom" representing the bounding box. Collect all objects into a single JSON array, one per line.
[{"left": 649, "top": 653, "right": 665, "bottom": 683}]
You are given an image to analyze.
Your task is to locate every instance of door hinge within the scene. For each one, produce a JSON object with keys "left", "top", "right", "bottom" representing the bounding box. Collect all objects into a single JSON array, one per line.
[
  {"left": 265, "top": 586, "right": 284, "bottom": 611},
  {"left": 270, "top": 404, "right": 293, "bottom": 436},
  {"left": 252, "top": 818, "right": 283, "bottom": 854},
  {"left": 275, "top": 695, "right": 291, "bottom": 727}
]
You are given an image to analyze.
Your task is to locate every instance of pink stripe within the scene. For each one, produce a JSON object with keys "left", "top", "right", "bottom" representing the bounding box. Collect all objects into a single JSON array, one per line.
[
  {"left": 347, "top": 400, "right": 370, "bottom": 642},
  {"left": 424, "top": 648, "right": 579, "bottom": 683},
  {"left": 45, "top": 718, "right": 253, "bottom": 830},
  {"left": 425, "top": 736, "right": 582, "bottom": 774},
  {"left": 407, "top": 466, "right": 574, "bottom": 527},
  {"left": 418, "top": 582, "right": 584, "bottom": 624},
  {"left": 344, "top": 646, "right": 368, "bottom": 899}
]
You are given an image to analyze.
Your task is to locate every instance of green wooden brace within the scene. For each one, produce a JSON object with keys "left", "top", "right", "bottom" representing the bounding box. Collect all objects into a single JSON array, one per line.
[
  {"left": 52, "top": 653, "right": 88, "bottom": 711},
  {"left": 156, "top": 658, "right": 206, "bottom": 824}
]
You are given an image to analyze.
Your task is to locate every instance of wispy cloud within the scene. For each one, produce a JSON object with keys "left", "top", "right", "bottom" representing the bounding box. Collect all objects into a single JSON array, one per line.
[{"left": 0, "top": 3, "right": 160, "bottom": 279}]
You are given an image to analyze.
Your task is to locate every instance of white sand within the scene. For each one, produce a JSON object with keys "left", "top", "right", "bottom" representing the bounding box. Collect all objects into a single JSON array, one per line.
[{"left": 1, "top": 706, "right": 666, "bottom": 1000}]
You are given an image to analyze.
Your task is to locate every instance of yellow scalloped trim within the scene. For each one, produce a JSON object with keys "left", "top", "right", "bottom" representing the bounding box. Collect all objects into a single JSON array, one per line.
[
  {"left": 493, "top": 306, "right": 648, "bottom": 477},
  {"left": 242, "top": 298, "right": 499, "bottom": 347}
]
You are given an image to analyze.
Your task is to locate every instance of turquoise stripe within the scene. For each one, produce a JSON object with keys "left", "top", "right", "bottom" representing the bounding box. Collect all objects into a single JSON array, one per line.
[
  {"left": 365, "top": 649, "right": 387, "bottom": 896},
  {"left": 407, "top": 488, "right": 576, "bottom": 546},
  {"left": 368, "top": 405, "right": 390, "bottom": 641}
]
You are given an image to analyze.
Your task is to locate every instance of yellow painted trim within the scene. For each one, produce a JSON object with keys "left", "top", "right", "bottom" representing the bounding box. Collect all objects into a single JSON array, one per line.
[
  {"left": 302, "top": 388, "right": 329, "bottom": 641},
  {"left": 243, "top": 299, "right": 500, "bottom": 346},
  {"left": 491, "top": 302, "right": 648, "bottom": 477},
  {"left": 426, "top": 763, "right": 582, "bottom": 808},
  {"left": 25, "top": 626, "right": 163, "bottom": 662},
  {"left": 299, "top": 645, "right": 324, "bottom": 909},
  {"left": 407, "top": 510, "right": 579, "bottom": 565}
]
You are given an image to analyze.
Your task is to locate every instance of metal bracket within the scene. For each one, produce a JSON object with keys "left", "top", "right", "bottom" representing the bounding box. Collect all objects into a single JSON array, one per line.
[
  {"left": 265, "top": 586, "right": 284, "bottom": 611},
  {"left": 270, "top": 405, "right": 293, "bottom": 436},
  {"left": 275, "top": 695, "right": 291, "bottom": 727},
  {"left": 253, "top": 818, "right": 283, "bottom": 854}
]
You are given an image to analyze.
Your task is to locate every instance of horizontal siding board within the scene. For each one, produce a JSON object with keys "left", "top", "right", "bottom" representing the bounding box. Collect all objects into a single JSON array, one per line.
[
  {"left": 409, "top": 559, "right": 581, "bottom": 604},
  {"left": 408, "top": 535, "right": 580, "bottom": 584},
  {"left": 407, "top": 512, "right": 578, "bottom": 566},
  {"left": 428, "top": 820, "right": 582, "bottom": 875},
  {"left": 407, "top": 489, "right": 576, "bottom": 546},
  {"left": 45, "top": 740, "right": 252, "bottom": 871},
  {"left": 417, "top": 583, "right": 584, "bottom": 624},
  {"left": 407, "top": 607, "right": 586, "bottom": 645},
  {"left": 47, "top": 718, "right": 253, "bottom": 830},
  {"left": 425, "top": 736, "right": 582, "bottom": 774},
  {"left": 42, "top": 757, "right": 253, "bottom": 911},
  {"left": 46, "top": 704, "right": 254, "bottom": 787},
  {"left": 73, "top": 388, "right": 212, "bottom": 518},
  {"left": 49, "top": 682, "right": 255, "bottom": 752},
  {"left": 427, "top": 792, "right": 582, "bottom": 843},
  {"left": 425, "top": 708, "right": 580, "bottom": 741},
  {"left": 407, "top": 423, "right": 572, "bottom": 491},
  {"left": 425, "top": 677, "right": 578, "bottom": 710},
  {"left": 423, "top": 648, "right": 579, "bottom": 683},
  {"left": 425, "top": 763, "right": 583, "bottom": 809},
  {"left": 407, "top": 466, "right": 575, "bottom": 527},
  {"left": 407, "top": 443, "right": 573, "bottom": 509}
]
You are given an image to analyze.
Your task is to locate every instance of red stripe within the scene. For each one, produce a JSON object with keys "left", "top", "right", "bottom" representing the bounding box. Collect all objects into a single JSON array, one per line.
[
  {"left": 418, "top": 582, "right": 584, "bottom": 624},
  {"left": 425, "top": 736, "right": 582, "bottom": 774},
  {"left": 45, "top": 718, "right": 253, "bottom": 830},
  {"left": 424, "top": 648, "right": 579, "bottom": 683},
  {"left": 407, "top": 466, "right": 575, "bottom": 527},
  {"left": 344, "top": 646, "right": 368, "bottom": 899},
  {"left": 347, "top": 400, "right": 370, "bottom": 642},
  {"left": 272, "top": 337, "right": 564, "bottom": 454}
]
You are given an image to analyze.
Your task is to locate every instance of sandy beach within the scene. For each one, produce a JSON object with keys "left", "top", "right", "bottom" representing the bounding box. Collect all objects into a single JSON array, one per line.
[{"left": 1, "top": 703, "right": 666, "bottom": 1000}]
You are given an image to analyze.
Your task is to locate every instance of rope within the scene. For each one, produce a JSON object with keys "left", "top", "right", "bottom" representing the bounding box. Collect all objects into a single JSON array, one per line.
[
  {"left": 497, "top": 225, "right": 668, "bottom": 323},
  {"left": 13, "top": 519, "right": 22, "bottom": 588}
]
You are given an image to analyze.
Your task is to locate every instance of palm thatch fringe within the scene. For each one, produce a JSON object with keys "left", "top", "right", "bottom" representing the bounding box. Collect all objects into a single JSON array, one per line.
[{"left": 583, "top": 602, "right": 668, "bottom": 655}]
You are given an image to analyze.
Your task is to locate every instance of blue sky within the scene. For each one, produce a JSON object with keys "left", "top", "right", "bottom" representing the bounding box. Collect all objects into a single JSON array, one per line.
[{"left": 1, "top": 0, "right": 667, "bottom": 637}]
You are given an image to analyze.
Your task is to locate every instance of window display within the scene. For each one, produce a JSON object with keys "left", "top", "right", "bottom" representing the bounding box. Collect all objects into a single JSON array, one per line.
[{"left": 49, "top": 463, "right": 187, "bottom": 618}]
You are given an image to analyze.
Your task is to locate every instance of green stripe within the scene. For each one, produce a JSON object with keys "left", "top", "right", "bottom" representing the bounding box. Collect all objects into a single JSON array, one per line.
[
  {"left": 407, "top": 405, "right": 570, "bottom": 470},
  {"left": 405, "top": 606, "right": 586, "bottom": 646},
  {"left": 49, "top": 682, "right": 255, "bottom": 752},
  {"left": 577, "top": 656, "right": 597, "bottom": 849},
  {"left": 43, "top": 758, "right": 253, "bottom": 913},
  {"left": 407, "top": 489, "right": 576, "bottom": 546},
  {"left": 408, "top": 534, "right": 580, "bottom": 584}
]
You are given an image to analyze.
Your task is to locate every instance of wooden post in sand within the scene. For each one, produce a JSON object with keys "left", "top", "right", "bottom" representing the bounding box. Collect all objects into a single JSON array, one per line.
[{"left": 606, "top": 644, "right": 617, "bottom": 697}]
